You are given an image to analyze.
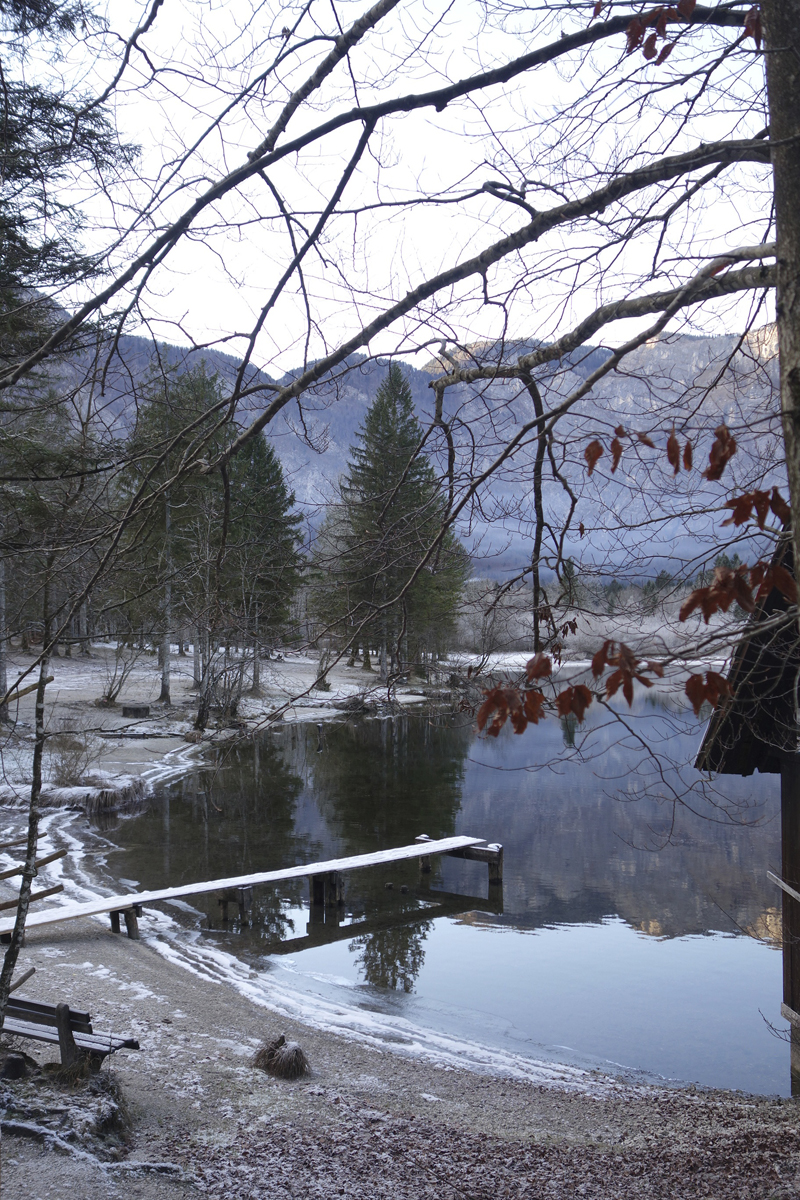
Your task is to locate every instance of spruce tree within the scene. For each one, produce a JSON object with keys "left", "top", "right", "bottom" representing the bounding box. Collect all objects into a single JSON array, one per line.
[{"left": 315, "top": 363, "right": 468, "bottom": 678}]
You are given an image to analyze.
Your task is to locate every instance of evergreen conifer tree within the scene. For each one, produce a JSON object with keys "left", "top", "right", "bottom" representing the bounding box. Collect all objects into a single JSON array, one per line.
[{"left": 314, "top": 363, "right": 468, "bottom": 678}]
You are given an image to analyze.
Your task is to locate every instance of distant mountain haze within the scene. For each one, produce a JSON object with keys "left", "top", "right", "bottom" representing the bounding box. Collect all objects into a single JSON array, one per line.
[{"left": 62, "top": 327, "right": 781, "bottom": 579}]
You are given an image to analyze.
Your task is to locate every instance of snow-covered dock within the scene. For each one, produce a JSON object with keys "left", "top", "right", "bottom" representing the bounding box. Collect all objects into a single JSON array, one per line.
[{"left": 0, "top": 834, "right": 502, "bottom": 939}]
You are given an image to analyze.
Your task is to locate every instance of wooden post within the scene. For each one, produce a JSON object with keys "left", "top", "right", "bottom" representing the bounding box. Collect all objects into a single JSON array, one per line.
[
  {"left": 55, "top": 1002, "right": 81, "bottom": 1067},
  {"left": 310, "top": 874, "right": 325, "bottom": 907},
  {"left": 416, "top": 833, "right": 432, "bottom": 877},
  {"left": 324, "top": 871, "right": 343, "bottom": 908},
  {"left": 487, "top": 844, "right": 504, "bottom": 885},
  {"left": 110, "top": 911, "right": 121, "bottom": 934},
  {"left": 123, "top": 907, "right": 140, "bottom": 940},
  {"left": 218, "top": 893, "right": 230, "bottom": 922},
  {"left": 782, "top": 755, "right": 800, "bottom": 1094},
  {"left": 237, "top": 886, "right": 253, "bottom": 922}
]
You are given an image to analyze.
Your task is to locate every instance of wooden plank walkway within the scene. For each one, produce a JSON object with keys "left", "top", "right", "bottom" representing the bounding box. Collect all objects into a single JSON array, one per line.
[{"left": 0, "top": 835, "right": 486, "bottom": 936}]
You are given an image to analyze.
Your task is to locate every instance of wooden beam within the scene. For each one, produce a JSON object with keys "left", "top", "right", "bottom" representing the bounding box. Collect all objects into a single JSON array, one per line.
[
  {"left": 1, "top": 676, "right": 54, "bottom": 707},
  {"left": 9, "top": 966, "right": 35, "bottom": 994},
  {"left": 0, "top": 835, "right": 486, "bottom": 935},
  {"left": 0, "top": 883, "right": 63, "bottom": 911},
  {"left": 0, "top": 848, "right": 67, "bottom": 882},
  {"left": 768, "top": 869, "right": 800, "bottom": 906}
]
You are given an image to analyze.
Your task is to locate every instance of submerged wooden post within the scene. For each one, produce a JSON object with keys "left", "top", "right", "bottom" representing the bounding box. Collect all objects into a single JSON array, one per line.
[
  {"left": 237, "top": 886, "right": 253, "bottom": 922},
  {"left": 416, "top": 833, "right": 432, "bottom": 877},
  {"left": 487, "top": 843, "right": 504, "bottom": 885},
  {"left": 309, "top": 874, "right": 325, "bottom": 907},
  {"left": 782, "top": 755, "right": 800, "bottom": 1094},
  {"left": 324, "top": 871, "right": 343, "bottom": 908}
]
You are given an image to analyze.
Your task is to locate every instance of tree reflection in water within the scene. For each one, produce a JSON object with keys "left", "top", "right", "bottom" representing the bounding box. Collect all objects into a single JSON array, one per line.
[{"left": 349, "top": 919, "right": 433, "bottom": 992}]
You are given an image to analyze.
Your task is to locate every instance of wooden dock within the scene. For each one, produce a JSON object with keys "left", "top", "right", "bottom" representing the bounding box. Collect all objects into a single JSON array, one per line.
[{"left": 0, "top": 834, "right": 501, "bottom": 940}]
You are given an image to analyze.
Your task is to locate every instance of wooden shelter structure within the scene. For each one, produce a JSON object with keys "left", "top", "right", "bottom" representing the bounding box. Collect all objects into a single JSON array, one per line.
[{"left": 696, "top": 538, "right": 800, "bottom": 1091}]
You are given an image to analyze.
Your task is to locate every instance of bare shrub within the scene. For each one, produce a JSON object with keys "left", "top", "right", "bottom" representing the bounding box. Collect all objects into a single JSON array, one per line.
[{"left": 46, "top": 718, "right": 102, "bottom": 787}]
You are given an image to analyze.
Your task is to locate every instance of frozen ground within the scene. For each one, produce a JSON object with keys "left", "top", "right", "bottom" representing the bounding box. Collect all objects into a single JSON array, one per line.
[
  {"left": 2, "top": 898, "right": 798, "bottom": 1199},
  {"left": 0, "top": 646, "right": 434, "bottom": 806}
]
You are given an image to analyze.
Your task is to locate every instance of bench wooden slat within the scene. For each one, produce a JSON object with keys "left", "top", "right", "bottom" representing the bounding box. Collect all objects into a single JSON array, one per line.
[
  {"left": 8, "top": 995, "right": 91, "bottom": 1032},
  {"left": 3, "top": 1016, "right": 139, "bottom": 1054}
]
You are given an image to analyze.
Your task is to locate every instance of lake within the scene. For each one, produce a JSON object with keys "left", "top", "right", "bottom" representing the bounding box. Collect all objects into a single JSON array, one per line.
[{"left": 91, "top": 695, "right": 788, "bottom": 1094}]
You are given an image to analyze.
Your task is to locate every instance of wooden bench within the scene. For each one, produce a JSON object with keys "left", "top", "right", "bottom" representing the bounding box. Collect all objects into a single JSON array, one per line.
[{"left": 2, "top": 994, "right": 140, "bottom": 1069}]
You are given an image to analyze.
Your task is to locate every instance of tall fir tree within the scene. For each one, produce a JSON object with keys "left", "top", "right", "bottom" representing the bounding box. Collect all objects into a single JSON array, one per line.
[{"left": 314, "top": 363, "right": 468, "bottom": 677}]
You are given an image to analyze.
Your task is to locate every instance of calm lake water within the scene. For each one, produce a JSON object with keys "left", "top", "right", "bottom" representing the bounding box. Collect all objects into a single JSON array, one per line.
[{"left": 96, "top": 696, "right": 788, "bottom": 1094}]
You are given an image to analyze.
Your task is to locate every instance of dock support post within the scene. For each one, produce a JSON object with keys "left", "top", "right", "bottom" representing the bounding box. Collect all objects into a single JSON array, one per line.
[
  {"left": 218, "top": 893, "right": 230, "bottom": 922},
  {"left": 123, "top": 906, "right": 141, "bottom": 940},
  {"left": 324, "top": 871, "right": 343, "bottom": 908},
  {"left": 416, "top": 834, "right": 432, "bottom": 877},
  {"left": 487, "top": 844, "right": 504, "bottom": 885},
  {"left": 110, "top": 911, "right": 121, "bottom": 934},
  {"left": 237, "top": 886, "right": 253, "bottom": 922},
  {"left": 310, "top": 874, "right": 325, "bottom": 907}
]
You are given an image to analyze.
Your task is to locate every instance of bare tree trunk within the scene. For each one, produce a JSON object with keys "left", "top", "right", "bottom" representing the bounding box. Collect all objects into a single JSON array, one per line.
[
  {"left": 193, "top": 626, "right": 201, "bottom": 687},
  {"left": 250, "top": 608, "right": 263, "bottom": 696},
  {"left": 159, "top": 495, "right": 172, "bottom": 704},
  {"left": 0, "top": 557, "right": 8, "bottom": 724},
  {"left": 0, "top": 563, "right": 54, "bottom": 1035},
  {"left": 765, "top": 4, "right": 800, "bottom": 593}
]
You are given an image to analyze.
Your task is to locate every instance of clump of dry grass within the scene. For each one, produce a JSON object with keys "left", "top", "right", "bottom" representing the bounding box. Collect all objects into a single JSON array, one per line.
[{"left": 252, "top": 1034, "right": 309, "bottom": 1080}]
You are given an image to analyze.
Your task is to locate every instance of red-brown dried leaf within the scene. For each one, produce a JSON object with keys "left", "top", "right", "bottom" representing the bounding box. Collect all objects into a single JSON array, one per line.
[
  {"left": 625, "top": 16, "right": 645, "bottom": 53},
  {"left": 592, "top": 0, "right": 603, "bottom": 16},
  {"left": 704, "top": 671, "right": 731, "bottom": 708},
  {"left": 667, "top": 428, "right": 680, "bottom": 474},
  {"left": 477, "top": 686, "right": 521, "bottom": 736},
  {"left": 703, "top": 424, "right": 737, "bottom": 481},
  {"left": 656, "top": 10, "right": 668, "bottom": 37},
  {"left": 722, "top": 493, "right": 754, "bottom": 528},
  {"left": 510, "top": 707, "right": 528, "bottom": 734},
  {"left": 571, "top": 684, "right": 592, "bottom": 723},
  {"left": 591, "top": 639, "right": 613, "bottom": 678},
  {"left": 585, "top": 439, "right": 603, "bottom": 476},
  {"left": 731, "top": 571, "right": 756, "bottom": 613},
  {"left": 679, "top": 590, "right": 704, "bottom": 621},
  {"left": 753, "top": 490, "right": 771, "bottom": 528},
  {"left": 556, "top": 685, "right": 592, "bottom": 723},
  {"left": 680, "top": 565, "right": 755, "bottom": 623},
  {"left": 614, "top": 425, "right": 627, "bottom": 438},
  {"left": 677, "top": 0, "right": 696, "bottom": 14},
  {"left": 685, "top": 673, "right": 706, "bottom": 716},
  {"left": 771, "top": 488, "right": 791, "bottom": 526},
  {"left": 646, "top": 660, "right": 665, "bottom": 678},
  {"left": 744, "top": 5, "right": 762, "bottom": 49},
  {"left": 636, "top": 431, "right": 656, "bottom": 448},
  {"left": 610, "top": 437, "right": 623, "bottom": 473},
  {"left": 523, "top": 690, "right": 547, "bottom": 724},
  {"left": 757, "top": 563, "right": 798, "bottom": 605},
  {"left": 685, "top": 670, "right": 731, "bottom": 717},
  {"left": 526, "top": 652, "right": 553, "bottom": 681},
  {"left": 579, "top": 522, "right": 585, "bottom": 538},
  {"left": 656, "top": 40, "right": 675, "bottom": 64},
  {"left": 683, "top": 439, "right": 693, "bottom": 470},
  {"left": 643, "top": 31, "right": 658, "bottom": 58}
]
